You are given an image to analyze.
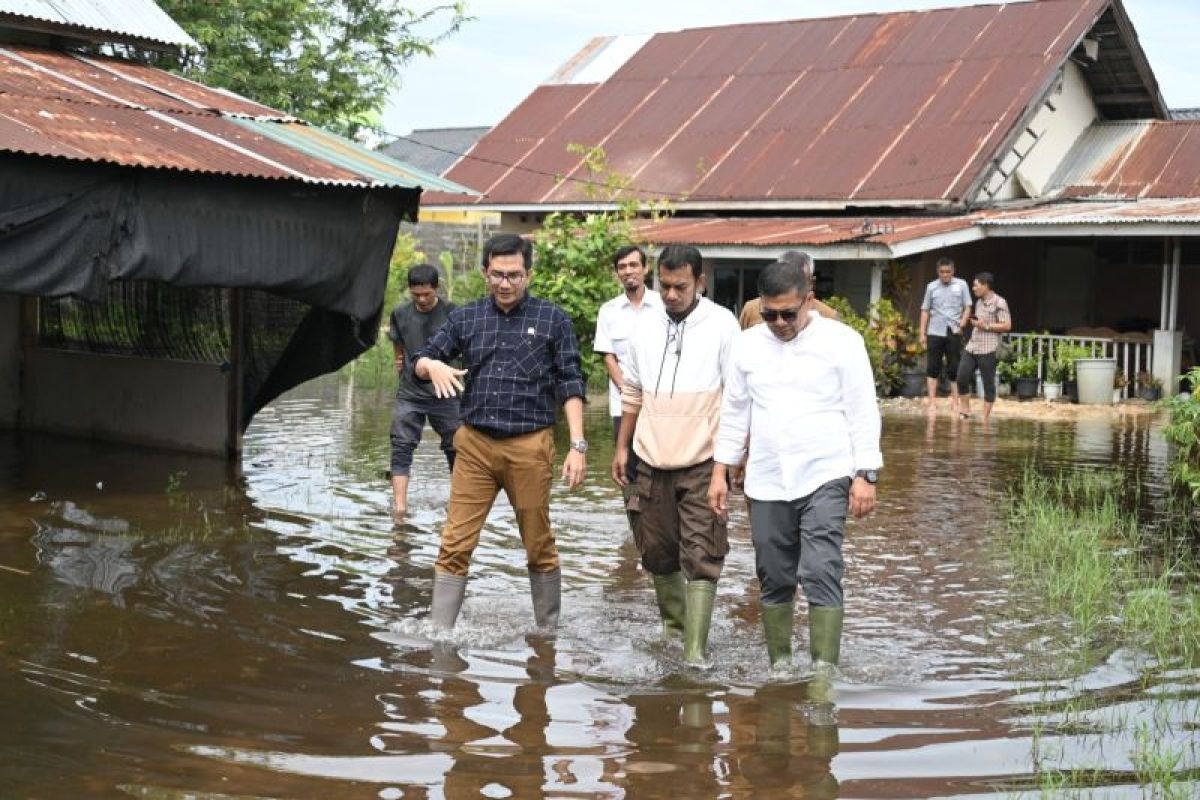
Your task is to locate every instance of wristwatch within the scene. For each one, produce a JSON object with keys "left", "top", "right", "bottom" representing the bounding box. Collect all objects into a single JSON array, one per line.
[
  {"left": 854, "top": 469, "right": 879, "bottom": 484},
  {"left": 570, "top": 439, "right": 589, "bottom": 454}
]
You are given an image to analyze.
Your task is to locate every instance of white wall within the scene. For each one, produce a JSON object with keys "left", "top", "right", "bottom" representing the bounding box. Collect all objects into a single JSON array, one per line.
[
  {"left": 983, "top": 60, "right": 1099, "bottom": 202},
  {"left": 22, "top": 349, "right": 233, "bottom": 455},
  {"left": 0, "top": 294, "right": 19, "bottom": 427}
]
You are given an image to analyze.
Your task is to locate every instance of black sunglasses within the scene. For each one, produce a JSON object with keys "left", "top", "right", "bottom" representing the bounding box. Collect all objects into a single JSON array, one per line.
[{"left": 760, "top": 308, "right": 801, "bottom": 322}]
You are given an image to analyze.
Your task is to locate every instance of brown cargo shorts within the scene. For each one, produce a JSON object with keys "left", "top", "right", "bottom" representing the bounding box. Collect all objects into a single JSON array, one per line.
[
  {"left": 436, "top": 424, "right": 558, "bottom": 577},
  {"left": 626, "top": 459, "right": 728, "bottom": 582}
]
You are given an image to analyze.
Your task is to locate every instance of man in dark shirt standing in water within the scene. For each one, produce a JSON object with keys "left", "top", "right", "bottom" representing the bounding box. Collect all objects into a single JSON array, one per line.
[
  {"left": 388, "top": 263, "right": 460, "bottom": 517},
  {"left": 414, "top": 233, "right": 588, "bottom": 633}
]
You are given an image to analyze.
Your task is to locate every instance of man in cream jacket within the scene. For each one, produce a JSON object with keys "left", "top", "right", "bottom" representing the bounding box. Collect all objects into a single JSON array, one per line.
[
  {"left": 612, "top": 245, "right": 740, "bottom": 666},
  {"left": 708, "top": 254, "right": 882, "bottom": 677}
]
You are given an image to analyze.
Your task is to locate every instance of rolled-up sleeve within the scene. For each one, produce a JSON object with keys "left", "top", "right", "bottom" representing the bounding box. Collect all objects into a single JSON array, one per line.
[
  {"left": 551, "top": 312, "right": 587, "bottom": 403},
  {"left": 841, "top": 330, "right": 884, "bottom": 471}
]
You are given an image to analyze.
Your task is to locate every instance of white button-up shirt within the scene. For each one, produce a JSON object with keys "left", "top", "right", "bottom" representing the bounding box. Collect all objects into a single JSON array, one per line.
[
  {"left": 715, "top": 313, "right": 883, "bottom": 501},
  {"left": 594, "top": 289, "right": 662, "bottom": 417}
]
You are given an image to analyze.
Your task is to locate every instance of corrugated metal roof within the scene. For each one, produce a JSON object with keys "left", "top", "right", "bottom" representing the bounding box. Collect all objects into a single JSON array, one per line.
[
  {"left": 1173, "top": 108, "right": 1200, "bottom": 121},
  {"left": 437, "top": 0, "right": 1110, "bottom": 209},
  {"left": 633, "top": 215, "right": 978, "bottom": 247},
  {"left": 380, "top": 127, "right": 490, "bottom": 177},
  {"left": 0, "top": 0, "right": 197, "bottom": 50},
  {"left": 1049, "top": 121, "right": 1200, "bottom": 199},
  {"left": 982, "top": 198, "right": 1200, "bottom": 225},
  {"left": 0, "top": 44, "right": 475, "bottom": 193}
]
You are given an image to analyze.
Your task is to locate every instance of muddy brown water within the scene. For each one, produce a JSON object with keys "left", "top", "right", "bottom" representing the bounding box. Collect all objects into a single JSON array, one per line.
[{"left": 0, "top": 379, "right": 1194, "bottom": 798}]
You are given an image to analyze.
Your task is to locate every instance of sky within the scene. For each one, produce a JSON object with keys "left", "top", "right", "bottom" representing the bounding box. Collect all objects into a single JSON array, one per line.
[{"left": 381, "top": 0, "right": 1200, "bottom": 137}]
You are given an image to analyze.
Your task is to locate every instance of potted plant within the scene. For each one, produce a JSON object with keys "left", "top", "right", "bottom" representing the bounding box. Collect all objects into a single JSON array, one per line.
[
  {"left": 1113, "top": 368, "right": 1128, "bottom": 404},
  {"left": 1055, "top": 342, "right": 1091, "bottom": 403},
  {"left": 1138, "top": 371, "right": 1164, "bottom": 401},
  {"left": 1012, "top": 354, "right": 1040, "bottom": 400},
  {"left": 1044, "top": 355, "right": 1070, "bottom": 401}
]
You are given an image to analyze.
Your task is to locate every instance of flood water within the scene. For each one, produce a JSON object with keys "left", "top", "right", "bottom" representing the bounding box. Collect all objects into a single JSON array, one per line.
[{"left": 1, "top": 378, "right": 1195, "bottom": 798}]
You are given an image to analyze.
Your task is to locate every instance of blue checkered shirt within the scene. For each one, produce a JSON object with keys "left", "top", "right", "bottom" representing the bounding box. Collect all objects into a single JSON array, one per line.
[{"left": 414, "top": 295, "right": 586, "bottom": 436}]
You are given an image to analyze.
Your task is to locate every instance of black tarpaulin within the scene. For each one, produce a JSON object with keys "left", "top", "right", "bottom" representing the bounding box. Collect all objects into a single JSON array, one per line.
[{"left": 0, "top": 153, "right": 416, "bottom": 426}]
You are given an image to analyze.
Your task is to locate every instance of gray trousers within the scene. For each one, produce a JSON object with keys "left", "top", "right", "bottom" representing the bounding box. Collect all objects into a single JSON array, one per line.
[{"left": 749, "top": 477, "right": 850, "bottom": 607}]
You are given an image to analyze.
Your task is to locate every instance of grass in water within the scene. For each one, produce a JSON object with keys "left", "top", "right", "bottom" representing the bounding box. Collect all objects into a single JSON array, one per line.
[{"left": 1001, "top": 466, "right": 1200, "bottom": 798}]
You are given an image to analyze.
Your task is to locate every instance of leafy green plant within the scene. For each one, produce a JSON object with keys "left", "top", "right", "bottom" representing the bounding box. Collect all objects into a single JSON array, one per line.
[
  {"left": 823, "top": 297, "right": 923, "bottom": 396},
  {"left": 157, "top": 1, "right": 471, "bottom": 137},
  {"left": 1050, "top": 342, "right": 1092, "bottom": 382},
  {"left": 1162, "top": 366, "right": 1200, "bottom": 502},
  {"left": 531, "top": 144, "right": 670, "bottom": 388},
  {"left": 1010, "top": 353, "right": 1040, "bottom": 380}
]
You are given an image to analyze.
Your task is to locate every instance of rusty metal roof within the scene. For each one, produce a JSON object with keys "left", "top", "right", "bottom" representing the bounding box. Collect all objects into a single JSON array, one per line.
[
  {"left": 0, "top": 44, "right": 475, "bottom": 192},
  {"left": 0, "top": 0, "right": 196, "bottom": 51},
  {"left": 981, "top": 197, "right": 1200, "bottom": 226},
  {"left": 1048, "top": 121, "right": 1200, "bottom": 199},
  {"left": 437, "top": 0, "right": 1112, "bottom": 210},
  {"left": 632, "top": 215, "right": 978, "bottom": 248}
]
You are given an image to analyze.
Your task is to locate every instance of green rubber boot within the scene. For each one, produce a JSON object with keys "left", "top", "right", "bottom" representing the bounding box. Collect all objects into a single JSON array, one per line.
[
  {"left": 807, "top": 606, "right": 844, "bottom": 707},
  {"left": 651, "top": 572, "right": 686, "bottom": 638},
  {"left": 683, "top": 580, "right": 717, "bottom": 666},
  {"left": 808, "top": 606, "right": 844, "bottom": 667},
  {"left": 761, "top": 602, "right": 794, "bottom": 670}
]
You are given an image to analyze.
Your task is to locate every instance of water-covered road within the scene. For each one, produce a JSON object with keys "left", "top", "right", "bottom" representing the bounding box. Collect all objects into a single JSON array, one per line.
[{"left": 0, "top": 378, "right": 1193, "bottom": 798}]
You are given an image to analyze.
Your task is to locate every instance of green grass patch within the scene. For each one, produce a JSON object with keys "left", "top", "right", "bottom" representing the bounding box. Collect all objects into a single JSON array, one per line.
[{"left": 1000, "top": 465, "right": 1200, "bottom": 798}]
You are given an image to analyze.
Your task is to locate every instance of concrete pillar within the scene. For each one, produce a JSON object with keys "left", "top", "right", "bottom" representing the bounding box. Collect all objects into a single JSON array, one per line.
[
  {"left": 1152, "top": 330, "right": 1183, "bottom": 394},
  {"left": 0, "top": 294, "right": 19, "bottom": 427},
  {"left": 869, "top": 261, "right": 885, "bottom": 307},
  {"left": 1152, "top": 237, "right": 1183, "bottom": 393}
]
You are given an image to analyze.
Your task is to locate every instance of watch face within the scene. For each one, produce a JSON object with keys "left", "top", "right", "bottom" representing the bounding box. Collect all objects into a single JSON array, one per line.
[{"left": 572, "top": 440, "right": 588, "bottom": 454}]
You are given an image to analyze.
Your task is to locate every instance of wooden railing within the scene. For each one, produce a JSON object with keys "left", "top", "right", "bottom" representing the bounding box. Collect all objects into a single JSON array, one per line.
[{"left": 1004, "top": 332, "right": 1154, "bottom": 399}]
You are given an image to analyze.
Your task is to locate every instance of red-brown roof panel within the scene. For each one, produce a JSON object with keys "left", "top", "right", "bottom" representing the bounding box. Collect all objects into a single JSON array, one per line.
[
  {"left": 0, "top": 44, "right": 459, "bottom": 190},
  {"left": 433, "top": 0, "right": 1111, "bottom": 208}
]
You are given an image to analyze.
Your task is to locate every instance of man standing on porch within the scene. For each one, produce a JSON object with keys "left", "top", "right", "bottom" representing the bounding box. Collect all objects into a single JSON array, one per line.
[
  {"left": 594, "top": 245, "right": 661, "bottom": 488},
  {"left": 919, "top": 257, "right": 972, "bottom": 414},
  {"left": 708, "top": 256, "right": 881, "bottom": 681}
]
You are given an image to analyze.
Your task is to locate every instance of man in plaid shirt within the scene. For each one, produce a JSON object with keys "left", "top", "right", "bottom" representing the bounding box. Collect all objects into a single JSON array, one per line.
[
  {"left": 957, "top": 271, "right": 1011, "bottom": 423},
  {"left": 414, "top": 233, "right": 588, "bottom": 632}
]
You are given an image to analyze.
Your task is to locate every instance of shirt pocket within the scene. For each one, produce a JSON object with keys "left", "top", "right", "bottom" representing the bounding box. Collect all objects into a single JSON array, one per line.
[{"left": 507, "top": 330, "right": 551, "bottom": 379}]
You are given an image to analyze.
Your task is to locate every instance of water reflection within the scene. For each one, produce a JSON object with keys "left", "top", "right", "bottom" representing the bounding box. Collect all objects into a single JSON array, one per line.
[{"left": 0, "top": 381, "right": 1195, "bottom": 798}]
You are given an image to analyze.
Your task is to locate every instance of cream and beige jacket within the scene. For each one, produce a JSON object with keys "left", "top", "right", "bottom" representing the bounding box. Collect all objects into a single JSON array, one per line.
[{"left": 621, "top": 297, "right": 740, "bottom": 470}]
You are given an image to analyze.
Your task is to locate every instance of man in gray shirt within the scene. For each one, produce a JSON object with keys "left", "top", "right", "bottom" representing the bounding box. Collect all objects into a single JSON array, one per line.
[
  {"left": 919, "top": 257, "right": 972, "bottom": 414},
  {"left": 388, "top": 263, "right": 461, "bottom": 516}
]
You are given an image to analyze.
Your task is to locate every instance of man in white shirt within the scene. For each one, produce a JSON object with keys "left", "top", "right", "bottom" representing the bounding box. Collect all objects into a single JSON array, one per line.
[
  {"left": 594, "top": 245, "right": 661, "bottom": 486},
  {"left": 708, "top": 254, "right": 882, "bottom": 677}
]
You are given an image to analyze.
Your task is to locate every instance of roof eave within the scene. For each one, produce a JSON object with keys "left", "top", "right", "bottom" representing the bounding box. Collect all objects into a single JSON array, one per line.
[
  {"left": 0, "top": 12, "right": 197, "bottom": 53},
  {"left": 424, "top": 198, "right": 961, "bottom": 214}
]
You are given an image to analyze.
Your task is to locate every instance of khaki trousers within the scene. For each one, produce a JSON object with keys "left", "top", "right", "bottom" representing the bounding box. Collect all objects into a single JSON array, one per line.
[{"left": 436, "top": 424, "right": 558, "bottom": 577}]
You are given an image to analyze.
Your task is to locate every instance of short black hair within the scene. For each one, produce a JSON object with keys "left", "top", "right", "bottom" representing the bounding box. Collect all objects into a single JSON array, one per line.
[
  {"left": 936, "top": 257, "right": 955, "bottom": 270},
  {"left": 974, "top": 271, "right": 995, "bottom": 289},
  {"left": 658, "top": 245, "right": 703, "bottom": 279},
  {"left": 482, "top": 233, "right": 532, "bottom": 270},
  {"left": 612, "top": 244, "right": 646, "bottom": 270},
  {"left": 777, "top": 250, "right": 815, "bottom": 280},
  {"left": 759, "top": 257, "right": 811, "bottom": 298},
  {"left": 407, "top": 263, "right": 439, "bottom": 288}
]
